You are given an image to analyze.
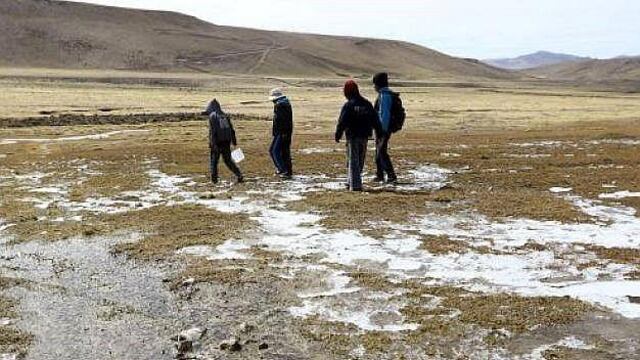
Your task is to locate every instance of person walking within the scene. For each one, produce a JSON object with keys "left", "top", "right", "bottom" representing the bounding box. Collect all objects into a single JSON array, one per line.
[
  {"left": 335, "top": 80, "right": 382, "bottom": 192},
  {"left": 203, "top": 99, "right": 244, "bottom": 184},
  {"left": 269, "top": 88, "right": 293, "bottom": 179},
  {"left": 372, "top": 72, "right": 404, "bottom": 184}
]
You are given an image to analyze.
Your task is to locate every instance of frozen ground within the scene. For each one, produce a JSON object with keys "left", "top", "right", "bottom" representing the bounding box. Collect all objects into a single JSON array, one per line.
[
  {"left": 1, "top": 126, "right": 640, "bottom": 359},
  {"left": 3, "top": 160, "right": 640, "bottom": 358}
]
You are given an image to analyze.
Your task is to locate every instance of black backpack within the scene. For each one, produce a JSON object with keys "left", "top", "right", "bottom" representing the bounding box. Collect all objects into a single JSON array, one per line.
[{"left": 389, "top": 92, "right": 406, "bottom": 133}]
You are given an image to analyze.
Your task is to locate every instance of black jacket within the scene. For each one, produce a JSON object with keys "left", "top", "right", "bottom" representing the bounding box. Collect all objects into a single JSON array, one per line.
[
  {"left": 209, "top": 112, "right": 237, "bottom": 147},
  {"left": 335, "top": 95, "right": 382, "bottom": 142},
  {"left": 273, "top": 98, "right": 293, "bottom": 136}
]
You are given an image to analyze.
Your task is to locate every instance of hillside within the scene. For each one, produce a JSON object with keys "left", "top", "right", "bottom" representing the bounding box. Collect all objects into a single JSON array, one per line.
[
  {"left": 529, "top": 57, "right": 640, "bottom": 81},
  {"left": 0, "top": 0, "right": 515, "bottom": 80},
  {"left": 483, "top": 51, "right": 589, "bottom": 70}
]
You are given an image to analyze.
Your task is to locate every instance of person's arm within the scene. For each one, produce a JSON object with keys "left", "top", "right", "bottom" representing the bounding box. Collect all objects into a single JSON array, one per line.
[
  {"left": 273, "top": 103, "right": 284, "bottom": 135},
  {"left": 335, "top": 103, "right": 349, "bottom": 143},
  {"left": 369, "top": 102, "right": 384, "bottom": 136},
  {"left": 208, "top": 115, "right": 217, "bottom": 148},
  {"left": 229, "top": 117, "right": 238, "bottom": 147}
]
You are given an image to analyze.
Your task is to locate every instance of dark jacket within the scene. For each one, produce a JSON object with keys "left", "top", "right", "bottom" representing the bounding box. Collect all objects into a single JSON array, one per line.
[
  {"left": 273, "top": 97, "right": 293, "bottom": 136},
  {"left": 209, "top": 112, "right": 237, "bottom": 147},
  {"left": 335, "top": 95, "right": 382, "bottom": 142}
]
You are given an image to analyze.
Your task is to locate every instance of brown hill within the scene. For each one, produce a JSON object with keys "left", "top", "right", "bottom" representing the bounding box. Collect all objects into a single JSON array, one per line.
[
  {"left": 529, "top": 57, "right": 640, "bottom": 82},
  {"left": 0, "top": 0, "right": 515, "bottom": 80}
]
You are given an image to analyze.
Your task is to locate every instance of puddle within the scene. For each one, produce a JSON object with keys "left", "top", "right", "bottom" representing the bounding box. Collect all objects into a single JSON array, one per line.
[{"left": 0, "top": 233, "right": 184, "bottom": 359}]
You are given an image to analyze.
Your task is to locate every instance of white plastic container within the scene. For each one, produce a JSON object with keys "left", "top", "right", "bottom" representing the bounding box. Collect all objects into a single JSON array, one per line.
[{"left": 231, "top": 148, "right": 245, "bottom": 163}]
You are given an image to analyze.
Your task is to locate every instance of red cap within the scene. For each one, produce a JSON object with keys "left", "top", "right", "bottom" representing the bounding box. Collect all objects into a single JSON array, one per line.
[{"left": 343, "top": 80, "right": 360, "bottom": 99}]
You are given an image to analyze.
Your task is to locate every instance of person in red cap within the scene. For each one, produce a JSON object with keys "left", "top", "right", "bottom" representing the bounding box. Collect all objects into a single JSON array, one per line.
[{"left": 335, "top": 80, "right": 383, "bottom": 191}]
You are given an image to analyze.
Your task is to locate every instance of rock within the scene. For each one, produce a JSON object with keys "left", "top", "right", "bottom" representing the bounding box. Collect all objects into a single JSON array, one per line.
[
  {"left": 178, "top": 327, "right": 207, "bottom": 342},
  {"left": 181, "top": 278, "right": 195, "bottom": 287},
  {"left": 176, "top": 340, "right": 193, "bottom": 353},
  {"left": 238, "top": 322, "right": 256, "bottom": 333},
  {"left": 173, "top": 327, "right": 207, "bottom": 356},
  {"left": 258, "top": 342, "right": 269, "bottom": 350},
  {"left": 219, "top": 338, "right": 242, "bottom": 352}
]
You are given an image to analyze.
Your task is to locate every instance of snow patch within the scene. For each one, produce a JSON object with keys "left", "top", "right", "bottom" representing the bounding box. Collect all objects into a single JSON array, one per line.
[{"left": 599, "top": 191, "right": 640, "bottom": 200}]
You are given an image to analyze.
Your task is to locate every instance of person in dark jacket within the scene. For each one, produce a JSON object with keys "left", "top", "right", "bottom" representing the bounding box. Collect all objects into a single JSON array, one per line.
[
  {"left": 269, "top": 88, "right": 293, "bottom": 179},
  {"left": 203, "top": 99, "right": 243, "bottom": 184},
  {"left": 335, "top": 80, "right": 382, "bottom": 191},
  {"left": 373, "top": 72, "right": 397, "bottom": 183}
]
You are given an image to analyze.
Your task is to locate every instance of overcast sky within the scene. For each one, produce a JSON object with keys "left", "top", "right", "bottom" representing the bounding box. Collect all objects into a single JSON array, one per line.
[{"left": 69, "top": 0, "right": 640, "bottom": 59}]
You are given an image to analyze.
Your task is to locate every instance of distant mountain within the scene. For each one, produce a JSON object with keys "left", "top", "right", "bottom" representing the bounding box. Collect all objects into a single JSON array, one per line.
[
  {"left": 483, "top": 51, "right": 589, "bottom": 70},
  {"left": 0, "top": 0, "right": 516, "bottom": 80},
  {"left": 528, "top": 57, "right": 640, "bottom": 82}
]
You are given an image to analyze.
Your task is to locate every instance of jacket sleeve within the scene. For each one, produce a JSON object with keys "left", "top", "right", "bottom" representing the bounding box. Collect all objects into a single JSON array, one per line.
[
  {"left": 335, "top": 103, "right": 350, "bottom": 142},
  {"left": 229, "top": 117, "right": 238, "bottom": 146},
  {"left": 273, "top": 103, "right": 284, "bottom": 135},
  {"left": 369, "top": 103, "right": 384, "bottom": 136},
  {"left": 208, "top": 115, "right": 217, "bottom": 148}
]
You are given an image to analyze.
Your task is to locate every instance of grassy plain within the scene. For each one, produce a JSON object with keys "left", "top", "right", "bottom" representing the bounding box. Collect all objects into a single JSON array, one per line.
[{"left": 0, "top": 68, "right": 639, "bottom": 359}]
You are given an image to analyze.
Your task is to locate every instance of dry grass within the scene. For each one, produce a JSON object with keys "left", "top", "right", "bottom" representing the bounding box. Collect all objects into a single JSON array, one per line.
[
  {"left": 288, "top": 187, "right": 465, "bottom": 235},
  {"left": 0, "top": 278, "right": 32, "bottom": 357},
  {"left": 471, "top": 189, "right": 591, "bottom": 223},
  {"left": 585, "top": 245, "right": 640, "bottom": 265},
  {"left": 401, "top": 284, "right": 595, "bottom": 348},
  {"left": 112, "top": 204, "right": 255, "bottom": 259},
  {"left": 419, "top": 235, "right": 494, "bottom": 255}
]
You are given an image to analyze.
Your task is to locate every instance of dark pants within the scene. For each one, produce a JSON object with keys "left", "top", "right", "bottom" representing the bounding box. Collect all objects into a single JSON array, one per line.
[
  {"left": 210, "top": 142, "right": 242, "bottom": 180},
  {"left": 347, "top": 137, "right": 368, "bottom": 191},
  {"left": 270, "top": 134, "right": 292, "bottom": 176},
  {"left": 375, "top": 133, "right": 396, "bottom": 180}
]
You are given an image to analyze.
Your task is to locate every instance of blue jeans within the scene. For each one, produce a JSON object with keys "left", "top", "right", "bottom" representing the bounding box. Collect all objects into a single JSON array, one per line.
[{"left": 270, "top": 134, "right": 292, "bottom": 176}]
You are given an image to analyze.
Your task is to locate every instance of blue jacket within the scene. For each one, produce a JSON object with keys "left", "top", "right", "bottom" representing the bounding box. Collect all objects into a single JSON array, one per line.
[{"left": 375, "top": 87, "right": 393, "bottom": 133}]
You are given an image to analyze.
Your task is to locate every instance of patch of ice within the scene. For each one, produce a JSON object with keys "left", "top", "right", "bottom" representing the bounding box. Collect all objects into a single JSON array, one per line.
[
  {"left": 441, "top": 152, "right": 461, "bottom": 158},
  {"left": 298, "top": 148, "right": 335, "bottom": 154},
  {"left": 586, "top": 139, "right": 640, "bottom": 146},
  {"left": 0, "top": 221, "right": 15, "bottom": 232},
  {"left": 177, "top": 241, "right": 251, "bottom": 261},
  {"left": 289, "top": 299, "right": 419, "bottom": 332},
  {"left": 523, "top": 336, "right": 594, "bottom": 360},
  {"left": 29, "top": 187, "right": 68, "bottom": 195},
  {"left": 506, "top": 153, "right": 552, "bottom": 159},
  {"left": 298, "top": 271, "right": 360, "bottom": 299},
  {"left": 510, "top": 140, "right": 568, "bottom": 148},
  {"left": 599, "top": 191, "right": 640, "bottom": 200},
  {"left": 0, "top": 130, "right": 150, "bottom": 145},
  {"left": 549, "top": 187, "right": 572, "bottom": 193}
]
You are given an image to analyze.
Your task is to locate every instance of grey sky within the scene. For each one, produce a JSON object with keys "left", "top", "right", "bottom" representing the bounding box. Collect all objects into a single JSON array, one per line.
[{"left": 69, "top": 0, "right": 640, "bottom": 59}]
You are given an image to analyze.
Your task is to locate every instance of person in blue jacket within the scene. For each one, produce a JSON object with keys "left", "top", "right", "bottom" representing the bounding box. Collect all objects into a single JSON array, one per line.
[{"left": 373, "top": 72, "right": 397, "bottom": 183}]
